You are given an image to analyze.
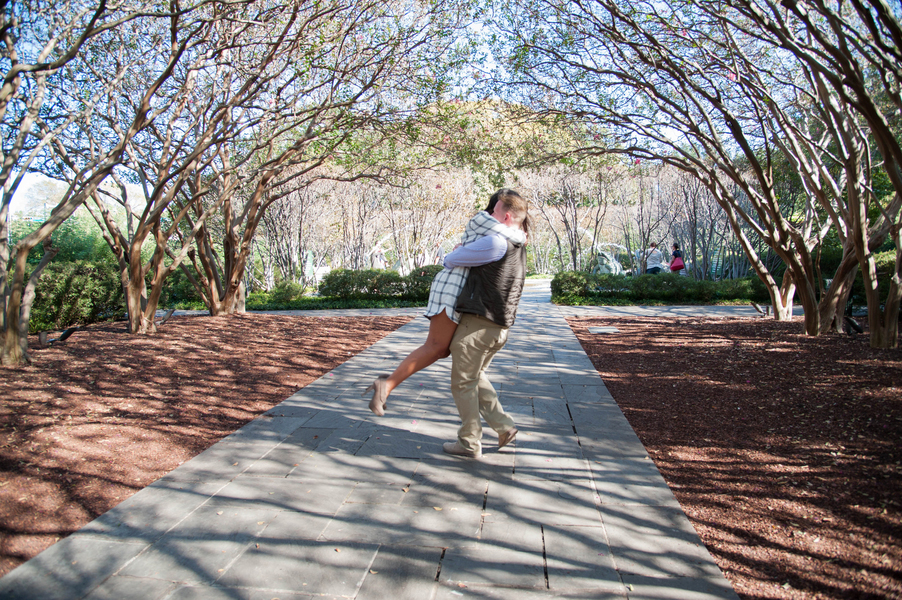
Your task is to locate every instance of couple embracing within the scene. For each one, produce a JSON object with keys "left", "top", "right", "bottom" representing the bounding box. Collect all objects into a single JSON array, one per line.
[{"left": 364, "top": 188, "right": 530, "bottom": 459}]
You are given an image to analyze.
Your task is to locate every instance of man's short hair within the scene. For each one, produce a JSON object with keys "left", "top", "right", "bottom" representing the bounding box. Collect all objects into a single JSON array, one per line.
[{"left": 493, "top": 189, "right": 528, "bottom": 224}]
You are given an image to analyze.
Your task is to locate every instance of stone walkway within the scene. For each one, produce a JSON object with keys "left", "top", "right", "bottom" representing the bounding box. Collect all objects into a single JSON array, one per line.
[{"left": 0, "top": 281, "right": 743, "bottom": 599}]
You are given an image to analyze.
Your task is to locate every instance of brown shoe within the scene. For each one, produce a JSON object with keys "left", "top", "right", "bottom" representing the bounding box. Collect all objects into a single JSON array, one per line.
[
  {"left": 363, "top": 374, "right": 390, "bottom": 416},
  {"left": 443, "top": 441, "right": 482, "bottom": 459},
  {"left": 498, "top": 427, "right": 518, "bottom": 449}
]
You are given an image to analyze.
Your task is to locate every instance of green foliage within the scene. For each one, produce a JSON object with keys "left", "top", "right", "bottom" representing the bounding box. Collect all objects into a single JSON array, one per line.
[
  {"left": 550, "top": 271, "right": 590, "bottom": 297},
  {"left": 851, "top": 249, "right": 899, "bottom": 305},
  {"left": 551, "top": 271, "right": 770, "bottom": 305},
  {"left": 29, "top": 261, "right": 125, "bottom": 332},
  {"left": 268, "top": 280, "right": 306, "bottom": 304},
  {"left": 11, "top": 210, "right": 110, "bottom": 264},
  {"left": 245, "top": 295, "right": 424, "bottom": 311},
  {"left": 318, "top": 269, "right": 405, "bottom": 298},
  {"left": 318, "top": 268, "right": 437, "bottom": 299},
  {"left": 158, "top": 268, "right": 204, "bottom": 308},
  {"left": 244, "top": 265, "right": 440, "bottom": 310},
  {"left": 403, "top": 265, "right": 444, "bottom": 299}
]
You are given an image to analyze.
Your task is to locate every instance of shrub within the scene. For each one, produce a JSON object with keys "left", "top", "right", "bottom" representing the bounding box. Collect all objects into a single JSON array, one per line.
[
  {"left": 158, "top": 267, "right": 204, "bottom": 308},
  {"left": 30, "top": 260, "right": 124, "bottom": 332},
  {"left": 404, "top": 265, "right": 444, "bottom": 300},
  {"left": 318, "top": 268, "right": 405, "bottom": 299},
  {"left": 551, "top": 270, "right": 771, "bottom": 304},
  {"left": 550, "top": 271, "right": 589, "bottom": 298},
  {"left": 268, "top": 280, "right": 305, "bottom": 304}
]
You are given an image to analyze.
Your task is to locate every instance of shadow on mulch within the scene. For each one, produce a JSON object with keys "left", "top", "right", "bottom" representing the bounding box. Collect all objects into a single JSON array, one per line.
[{"left": 569, "top": 315, "right": 902, "bottom": 600}]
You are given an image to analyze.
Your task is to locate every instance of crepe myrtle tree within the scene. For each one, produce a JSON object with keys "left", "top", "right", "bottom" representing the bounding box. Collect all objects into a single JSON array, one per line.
[
  {"left": 486, "top": 0, "right": 899, "bottom": 339},
  {"left": 44, "top": 0, "right": 267, "bottom": 335},
  {"left": 726, "top": 0, "right": 902, "bottom": 346},
  {"left": 86, "top": 0, "right": 474, "bottom": 325},
  {"left": 0, "top": 0, "right": 202, "bottom": 365}
]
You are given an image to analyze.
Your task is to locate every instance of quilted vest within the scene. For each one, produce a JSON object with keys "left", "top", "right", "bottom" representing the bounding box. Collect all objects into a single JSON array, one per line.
[{"left": 455, "top": 238, "right": 526, "bottom": 328}]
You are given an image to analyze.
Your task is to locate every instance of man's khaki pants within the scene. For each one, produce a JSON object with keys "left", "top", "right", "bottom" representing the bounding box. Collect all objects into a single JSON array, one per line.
[{"left": 449, "top": 313, "right": 516, "bottom": 453}]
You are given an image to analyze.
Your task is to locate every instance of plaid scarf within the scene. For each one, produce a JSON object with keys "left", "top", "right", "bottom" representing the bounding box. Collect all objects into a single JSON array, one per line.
[{"left": 424, "top": 211, "right": 526, "bottom": 323}]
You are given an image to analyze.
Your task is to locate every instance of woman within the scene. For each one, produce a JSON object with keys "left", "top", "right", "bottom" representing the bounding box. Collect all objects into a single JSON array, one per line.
[
  {"left": 670, "top": 242, "right": 685, "bottom": 273},
  {"left": 364, "top": 189, "right": 529, "bottom": 416}
]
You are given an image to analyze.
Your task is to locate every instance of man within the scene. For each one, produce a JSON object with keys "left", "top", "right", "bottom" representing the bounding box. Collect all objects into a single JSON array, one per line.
[{"left": 440, "top": 189, "right": 529, "bottom": 459}]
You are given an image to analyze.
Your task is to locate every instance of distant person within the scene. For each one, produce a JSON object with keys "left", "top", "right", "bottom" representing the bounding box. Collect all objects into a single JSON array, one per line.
[
  {"left": 644, "top": 242, "right": 665, "bottom": 274},
  {"left": 372, "top": 248, "right": 387, "bottom": 269},
  {"left": 670, "top": 243, "right": 685, "bottom": 273}
]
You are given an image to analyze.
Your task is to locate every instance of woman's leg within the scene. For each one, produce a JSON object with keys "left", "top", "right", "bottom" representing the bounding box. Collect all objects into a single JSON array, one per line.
[{"left": 385, "top": 311, "right": 458, "bottom": 396}]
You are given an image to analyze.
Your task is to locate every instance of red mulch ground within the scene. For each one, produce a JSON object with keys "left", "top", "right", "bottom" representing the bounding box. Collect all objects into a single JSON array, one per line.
[
  {"left": 569, "top": 315, "right": 902, "bottom": 600},
  {"left": 0, "top": 312, "right": 900, "bottom": 599}
]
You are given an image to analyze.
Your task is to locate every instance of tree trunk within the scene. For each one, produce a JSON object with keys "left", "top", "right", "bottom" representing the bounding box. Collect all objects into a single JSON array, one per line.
[
  {"left": 1, "top": 239, "right": 58, "bottom": 365},
  {"left": 818, "top": 247, "right": 859, "bottom": 334}
]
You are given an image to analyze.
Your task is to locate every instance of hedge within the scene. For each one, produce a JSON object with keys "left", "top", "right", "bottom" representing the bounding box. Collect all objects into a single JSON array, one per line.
[
  {"left": 551, "top": 271, "right": 770, "bottom": 305},
  {"left": 318, "top": 266, "right": 443, "bottom": 300}
]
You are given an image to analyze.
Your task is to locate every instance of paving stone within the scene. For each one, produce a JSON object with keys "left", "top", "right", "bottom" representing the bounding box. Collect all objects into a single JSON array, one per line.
[
  {"left": 542, "top": 524, "right": 621, "bottom": 591},
  {"left": 552, "top": 347, "right": 597, "bottom": 363},
  {"left": 301, "top": 409, "right": 370, "bottom": 429},
  {"left": 600, "top": 505, "right": 724, "bottom": 578},
  {"left": 589, "top": 460, "right": 681, "bottom": 507},
  {"left": 166, "top": 438, "right": 275, "bottom": 482},
  {"left": 367, "top": 413, "right": 424, "bottom": 432},
  {"left": 281, "top": 390, "right": 342, "bottom": 405},
  {"left": 415, "top": 454, "right": 514, "bottom": 483},
  {"left": 312, "top": 423, "right": 377, "bottom": 454},
  {"left": 568, "top": 403, "right": 635, "bottom": 433},
  {"left": 3, "top": 300, "right": 742, "bottom": 600},
  {"left": 439, "top": 542, "right": 545, "bottom": 587},
  {"left": 432, "top": 583, "right": 627, "bottom": 599},
  {"left": 355, "top": 429, "right": 444, "bottom": 458},
  {"left": 319, "top": 502, "right": 483, "bottom": 546},
  {"left": 561, "top": 384, "right": 615, "bottom": 404},
  {"left": 79, "top": 480, "right": 226, "bottom": 541},
  {"left": 166, "top": 586, "right": 317, "bottom": 600},
  {"left": 400, "top": 470, "right": 488, "bottom": 508},
  {"left": 478, "top": 518, "right": 544, "bottom": 549},
  {"left": 216, "top": 540, "right": 379, "bottom": 595},
  {"left": 345, "top": 481, "right": 409, "bottom": 505},
  {"left": 355, "top": 545, "right": 443, "bottom": 600},
  {"left": 509, "top": 363, "right": 561, "bottom": 378},
  {"left": 485, "top": 479, "right": 602, "bottom": 527},
  {"left": 205, "top": 477, "right": 352, "bottom": 514},
  {"left": 532, "top": 398, "right": 573, "bottom": 427},
  {"left": 287, "top": 454, "right": 420, "bottom": 484},
  {"left": 0, "top": 535, "right": 148, "bottom": 600},
  {"left": 578, "top": 432, "right": 650, "bottom": 461},
  {"left": 620, "top": 575, "right": 741, "bottom": 599},
  {"left": 81, "top": 575, "right": 177, "bottom": 600},
  {"left": 515, "top": 427, "right": 583, "bottom": 458},
  {"left": 223, "top": 414, "right": 314, "bottom": 442},
  {"left": 514, "top": 456, "right": 594, "bottom": 482},
  {"left": 253, "top": 508, "right": 334, "bottom": 543},
  {"left": 556, "top": 366, "right": 606, "bottom": 386},
  {"left": 406, "top": 414, "right": 463, "bottom": 441},
  {"left": 240, "top": 427, "right": 333, "bottom": 477},
  {"left": 262, "top": 400, "right": 322, "bottom": 418},
  {"left": 500, "top": 381, "right": 564, "bottom": 398},
  {"left": 119, "top": 505, "right": 280, "bottom": 584}
]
